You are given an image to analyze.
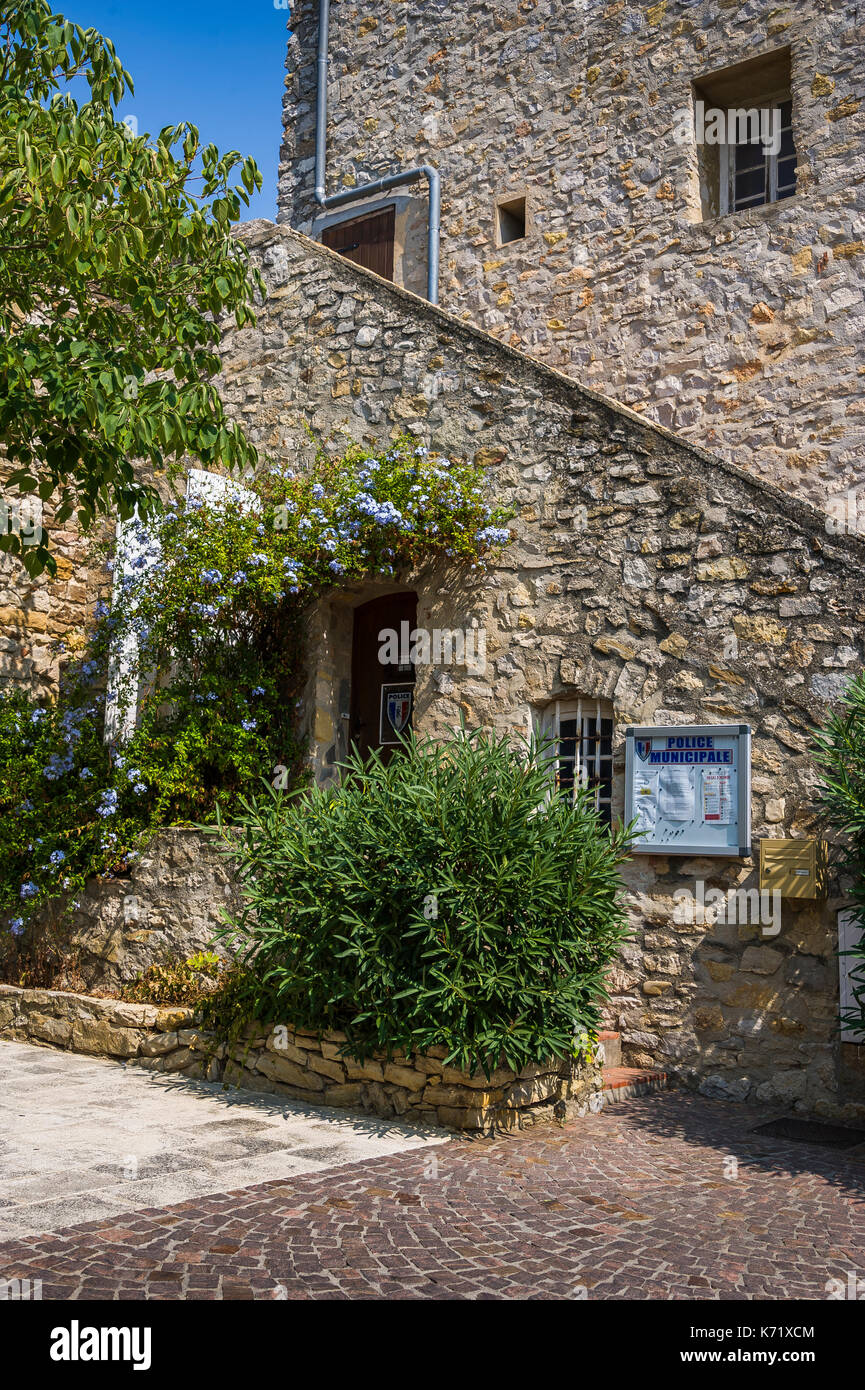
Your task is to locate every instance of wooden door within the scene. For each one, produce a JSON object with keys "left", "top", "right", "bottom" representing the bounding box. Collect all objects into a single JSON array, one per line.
[
  {"left": 349, "top": 592, "right": 417, "bottom": 764},
  {"left": 322, "top": 206, "right": 396, "bottom": 281}
]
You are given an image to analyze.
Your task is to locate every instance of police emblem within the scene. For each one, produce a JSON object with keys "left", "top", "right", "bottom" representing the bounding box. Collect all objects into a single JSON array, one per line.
[{"left": 381, "top": 684, "right": 413, "bottom": 741}]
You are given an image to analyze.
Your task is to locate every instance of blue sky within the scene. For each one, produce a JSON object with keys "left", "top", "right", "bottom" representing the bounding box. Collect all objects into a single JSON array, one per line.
[{"left": 69, "top": 1, "right": 292, "bottom": 221}]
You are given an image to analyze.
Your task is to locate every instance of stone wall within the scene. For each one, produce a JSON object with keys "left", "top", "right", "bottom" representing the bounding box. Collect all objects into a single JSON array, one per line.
[
  {"left": 214, "top": 221, "right": 865, "bottom": 1119},
  {"left": 0, "top": 984, "right": 605, "bottom": 1132},
  {"left": 0, "top": 502, "right": 107, "bottom": 698},
  {"left": 30, "top": 829, "right": 239, "bottom": 993},
  {"left": 280, "top": 0, "right": 865, "bottom": 508}
]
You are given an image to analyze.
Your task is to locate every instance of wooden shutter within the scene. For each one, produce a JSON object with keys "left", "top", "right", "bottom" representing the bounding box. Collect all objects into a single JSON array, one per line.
[{"left": 322, "top": 206, "right": 396, "bottom": 281}]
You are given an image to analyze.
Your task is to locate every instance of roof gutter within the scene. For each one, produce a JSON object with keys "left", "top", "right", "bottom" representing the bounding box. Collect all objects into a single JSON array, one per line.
[{"left": 313, "top": 0, "right": 440, "bottom": 305}]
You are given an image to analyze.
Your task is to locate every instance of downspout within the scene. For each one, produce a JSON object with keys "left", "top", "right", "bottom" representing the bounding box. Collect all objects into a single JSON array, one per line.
[{"left": 313, "top": 0, "right": 441, "bottom": 306}]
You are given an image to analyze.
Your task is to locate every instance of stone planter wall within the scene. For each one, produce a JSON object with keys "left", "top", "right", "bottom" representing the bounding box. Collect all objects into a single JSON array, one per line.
[
  {"left": 0, "top": 984, "right": 605, "bottom": 1133},
  {"left": 27, "top": 827, "right": 239, "bottom": 993}
]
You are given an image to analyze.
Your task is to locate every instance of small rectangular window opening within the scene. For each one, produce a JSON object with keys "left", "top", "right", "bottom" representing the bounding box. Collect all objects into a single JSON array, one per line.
[{"left": 496, "top": 195, "right": 527, "bottom": 245}]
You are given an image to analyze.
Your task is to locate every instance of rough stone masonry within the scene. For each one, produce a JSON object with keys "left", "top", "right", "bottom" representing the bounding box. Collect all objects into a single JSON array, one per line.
[
  {"left": 215, "top": 220, "right": 865, "bottom": 1121},
  {"left": 280, "top": 0, "right": 865, "bottom": 509}
]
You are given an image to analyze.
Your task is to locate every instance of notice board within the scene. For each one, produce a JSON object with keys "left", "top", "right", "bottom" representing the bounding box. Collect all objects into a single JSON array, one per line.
[{"left": 624, "top": 724, "right": 751, "bottom": 857}]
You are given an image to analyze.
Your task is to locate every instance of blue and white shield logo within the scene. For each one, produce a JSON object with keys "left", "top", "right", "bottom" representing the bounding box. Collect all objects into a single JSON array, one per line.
[
  {"left": 385, "top": 687, "right": 413, "bottom": 737},
  {"left": 635, "top": 738, "right": 653, "bottom": 762}
]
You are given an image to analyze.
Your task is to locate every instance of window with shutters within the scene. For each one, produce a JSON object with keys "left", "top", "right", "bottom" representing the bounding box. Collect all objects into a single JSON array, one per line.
[
  {"left": 543, "top": 697, "right": 614, "bottom": 828},
  {"left": 321, "top": 206, "right": 396, "bottom": 281}
]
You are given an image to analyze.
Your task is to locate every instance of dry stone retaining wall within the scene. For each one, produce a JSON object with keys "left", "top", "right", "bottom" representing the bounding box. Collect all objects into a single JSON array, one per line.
[{"left": 0, "top": 984, "right": 604, "bottom": 1133}]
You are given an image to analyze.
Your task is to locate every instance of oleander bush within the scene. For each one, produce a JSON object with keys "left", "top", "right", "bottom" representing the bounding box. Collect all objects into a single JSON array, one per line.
[
  {"left": 213, "top": 727, "right": 635, "bottom": 1074},
  {"left": 813, "top": 672, "right": 865, "bottom": 1039}
]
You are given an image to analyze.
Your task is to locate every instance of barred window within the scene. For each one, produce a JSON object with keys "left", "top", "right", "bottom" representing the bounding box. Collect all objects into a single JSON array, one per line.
[{"left": 548, "top": 698, "right": 613, "bottom": 827}]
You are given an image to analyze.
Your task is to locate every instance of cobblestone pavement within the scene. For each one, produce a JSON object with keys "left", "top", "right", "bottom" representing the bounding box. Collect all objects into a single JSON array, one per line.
[{"left": 1, "top": 1091, "right": 863, "bottom": 1300}]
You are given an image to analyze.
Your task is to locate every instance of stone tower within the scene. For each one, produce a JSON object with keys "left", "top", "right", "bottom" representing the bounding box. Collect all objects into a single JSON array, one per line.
[{"left": 280, "top": 0, "right": 865, "bottom": 509}]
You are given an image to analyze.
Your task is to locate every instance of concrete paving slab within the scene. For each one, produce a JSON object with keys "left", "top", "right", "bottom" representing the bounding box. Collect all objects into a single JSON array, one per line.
[{"left": 0, "top": 1039, "right": 448, "bottom": 1240}]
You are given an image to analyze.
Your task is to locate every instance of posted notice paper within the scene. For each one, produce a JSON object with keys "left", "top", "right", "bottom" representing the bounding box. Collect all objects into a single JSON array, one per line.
[
  {"left": 702, "top": 767, "right": 733, "bottom": 824},
  {"left": 658, "top": 765, "right": 695, "bottom": 821},
  {"left": 633, "top": 769, "right": 658, "bottom": 834}
]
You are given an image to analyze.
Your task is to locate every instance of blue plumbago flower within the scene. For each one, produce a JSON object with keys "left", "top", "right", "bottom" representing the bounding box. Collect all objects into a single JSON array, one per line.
[
  {"left": 206, "top": 692, "right": 218, "bottom": 701},
  {"left": 311, "top": 483, "right": 325, "bottom": 500},
  {"left": 125, "top": 767, "right": 141, "bottom": 782},
  {"left": 476, "top": 525, "right": 511, "bottom": 546},
  {"left": 329, "top": 560, "right": 345, "bottom": 575},
  {"left": 190, "top": 603, "right": 218, "bottom": 619},
  {"left": 31, "top": 708, "right": 46, "bottom": 724},
  {"left": 256, "top": 523, "right": 266, "bottom": 536},
  {"left": 94, "top": 600, "right": 110, "bottom": 618},
  {"left": 43, "top": 752, "right": 74, "bottom": 780},
  {"left": 9, "top": 917, "right": 24, "bottom": 936},
  {"left": 249, "top": 552, "right": 269, "bottom": 566},
  {"left": 49, "top": 850, "right": 66, "bottom": 866},
  {"left": 115, "top": 755, "right": 126, "bottom": 769},
  {"left": 241, "top": 719, "right": 257, "bottom": 732},
  {"left": 230, "top": 571, "right": 247, "bottom": 584},
  {"left": 20, "top": 882, "right": 38, "bottom": 899},
  {"left": 133, "top": 782, "right": 147, "bottom": 795},
  {"left": 96, "top": 789, "right": 118, "bottom": 818},
  {"left": 200, "top": 568, "right": 222, "bottom": 585},
  {"left": 251, "top": 686, "right": 265, "bottom": 697}
]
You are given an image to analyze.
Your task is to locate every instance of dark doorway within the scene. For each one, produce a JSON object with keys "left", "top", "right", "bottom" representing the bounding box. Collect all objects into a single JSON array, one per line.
[
  {"left": 349, "top": 592, "right": 417, "bottom": 764},
  {"left": 321, "top": 206, "right": 396, "bottom": 281}
]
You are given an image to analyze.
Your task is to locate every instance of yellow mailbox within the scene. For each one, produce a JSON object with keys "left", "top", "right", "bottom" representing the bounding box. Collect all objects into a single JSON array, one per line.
[{"left": 759, "top": 838, "right": 828, "bottom": 899}]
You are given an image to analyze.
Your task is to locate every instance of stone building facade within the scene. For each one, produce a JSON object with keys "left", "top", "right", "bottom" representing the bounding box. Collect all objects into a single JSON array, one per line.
[
  {"left": 280, "top": 0, "right": 865, "bottom": 508},
  {"left": 4, "top": 0, "right": 865, "bottom": 1119},
  {"left": 210, "top": 220, "right": 865, "bottom": 1119}
]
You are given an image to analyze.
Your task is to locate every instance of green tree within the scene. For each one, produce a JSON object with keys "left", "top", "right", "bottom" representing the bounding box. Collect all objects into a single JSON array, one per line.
[
  {"left": 813, "top": 672, "right": 865, "bottom": 1039},
  {"left": 0, "top": 1, "right": 263, "bottom": 576}
]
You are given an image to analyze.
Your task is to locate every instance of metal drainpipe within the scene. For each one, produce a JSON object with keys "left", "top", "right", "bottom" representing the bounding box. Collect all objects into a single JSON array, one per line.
[{"left": 313, "top": 0, "right": 441, "bottom": 306}]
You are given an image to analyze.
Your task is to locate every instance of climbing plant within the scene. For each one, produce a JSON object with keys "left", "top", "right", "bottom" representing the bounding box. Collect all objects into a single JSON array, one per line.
[{"left": 0, "top": 436, "right": 512, "bottom": 982}]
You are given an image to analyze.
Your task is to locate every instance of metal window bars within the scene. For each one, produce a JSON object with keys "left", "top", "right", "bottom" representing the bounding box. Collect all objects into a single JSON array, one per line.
[{"left": 552, "top": 698, "right": 613, "bottom": 827}]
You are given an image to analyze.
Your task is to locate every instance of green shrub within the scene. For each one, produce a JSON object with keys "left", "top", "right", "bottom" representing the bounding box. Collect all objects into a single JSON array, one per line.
[
  {"left": 214, "top": 727, "right": 635, "bottom": 1074},
  {"left": 120, "top": 951, "right": 224, "bottom": 1006},
  {"left": 813, "top": 672, "right": 865, "bottom": 1039}
]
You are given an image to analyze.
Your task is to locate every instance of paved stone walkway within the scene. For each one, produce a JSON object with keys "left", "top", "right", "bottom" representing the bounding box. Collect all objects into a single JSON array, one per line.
[
  {"left": 0, "top": 1040, "right": 444, "bottom": 1241},
  {"left": 1, "top": 1085, "right": 863, "bottom": 1299}
]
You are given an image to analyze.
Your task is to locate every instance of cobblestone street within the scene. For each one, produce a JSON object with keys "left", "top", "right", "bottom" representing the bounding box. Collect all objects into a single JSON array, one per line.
[{"left": 1, "top": 1090, "right": 863, "bottom": 1300}]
